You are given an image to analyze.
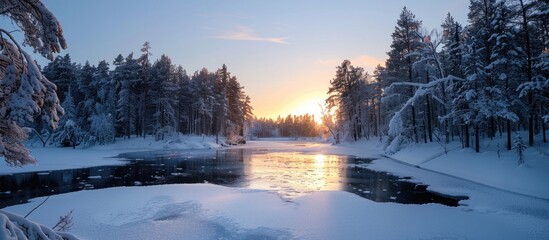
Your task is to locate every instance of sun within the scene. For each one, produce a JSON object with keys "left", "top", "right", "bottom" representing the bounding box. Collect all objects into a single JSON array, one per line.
[{"left": 288, "top": 95, "right": 325, "bottom": 124}]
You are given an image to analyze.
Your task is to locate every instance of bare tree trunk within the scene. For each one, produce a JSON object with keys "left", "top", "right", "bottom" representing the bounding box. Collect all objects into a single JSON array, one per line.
[
  {"left": 490, "top": 117, "right": 496, "bottom": 139},
  {"left": 465, "top": 124, "right": 470, "bottom": 148},
  {"left": 507, "top": 120, "right": 512, "bottom": 150},
  {"left": 519, "top": 0, "right": 535, "bottom": 146},
  {"left": 541, "top": 106, "right": 547, "bottom": 143},
  {"left": 427, "top": 95, "right": 433, "bottom": 142},
  {"left": 475, "top": 125, "right": 480, "bottom": 153},
  {"left": 411, "top": 104, "right": 418, "bottom": 143}
]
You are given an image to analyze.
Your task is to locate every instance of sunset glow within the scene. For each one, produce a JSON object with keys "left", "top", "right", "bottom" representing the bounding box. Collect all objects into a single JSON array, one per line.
[{"left": 287, "top": 95, "right": 325, "bottom": 124}]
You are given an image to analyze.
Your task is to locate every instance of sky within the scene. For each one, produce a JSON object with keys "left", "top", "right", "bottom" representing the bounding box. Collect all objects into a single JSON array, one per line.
[{"left": 7, "top": 0, "right": 470, "bottom": 121}]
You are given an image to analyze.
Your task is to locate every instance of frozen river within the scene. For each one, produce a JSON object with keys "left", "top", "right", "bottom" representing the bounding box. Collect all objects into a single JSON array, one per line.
[{"left": 1, "top": 148, "right": 466, "bottom": 208}]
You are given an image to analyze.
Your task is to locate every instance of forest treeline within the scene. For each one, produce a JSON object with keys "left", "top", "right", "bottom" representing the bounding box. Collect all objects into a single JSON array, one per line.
[
  {"left": 325, "top": 0, "right": 547, "bottom": 152},
  {"left": 252, "top": 114, "right": 321, "bottom": 138},
  {"left": 38, "top": 42, "right": 253, "bottom": 147}
]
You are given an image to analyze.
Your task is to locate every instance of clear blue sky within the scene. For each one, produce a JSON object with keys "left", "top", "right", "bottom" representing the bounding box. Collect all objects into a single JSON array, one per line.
[{"left": 12, "top": 0, "right": 470, "bottom": 119}]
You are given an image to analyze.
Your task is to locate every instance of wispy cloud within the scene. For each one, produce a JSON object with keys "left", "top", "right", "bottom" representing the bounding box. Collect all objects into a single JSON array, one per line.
[
  {"left": 314, "top": 55, "right": 385, "bottom": 71},
  {"left": 215, "top": 25, "right": 289, "bottom": 44}
]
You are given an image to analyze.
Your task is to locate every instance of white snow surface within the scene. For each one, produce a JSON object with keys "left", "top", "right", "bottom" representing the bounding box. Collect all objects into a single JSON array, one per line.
[
  {"left": 0, "top": 135, "right": 222, "bottom": 175},
  {"left": 1, "top": 137, "right": 549, "bottom": 239},
  {"left": 4, "top": 183, "right": 548, "bottom": 240}
]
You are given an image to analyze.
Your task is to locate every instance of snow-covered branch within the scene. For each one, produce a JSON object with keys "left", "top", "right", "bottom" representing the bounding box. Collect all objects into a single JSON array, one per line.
[{"left": 0, "top": 210, "right": 79, "bottom": 240}]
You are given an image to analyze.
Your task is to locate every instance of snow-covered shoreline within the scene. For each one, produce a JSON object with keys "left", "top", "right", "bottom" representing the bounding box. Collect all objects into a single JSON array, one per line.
[{"left": 0, "top": 135, "right": 223, "bottom": 175}]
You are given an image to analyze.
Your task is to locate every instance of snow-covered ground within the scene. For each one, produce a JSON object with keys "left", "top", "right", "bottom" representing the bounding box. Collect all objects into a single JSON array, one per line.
[
  {"left": 0, "top": 135, "right": 222, "bottom": 175},
  {"left": 2, "top": 136, "right": 549, "bottom": 239},
  {"left": 385, "top": 140, "right": 549, "bottom": 200},
  {"left": 3, "top": 182, "right": 549, "bottom": 239}
]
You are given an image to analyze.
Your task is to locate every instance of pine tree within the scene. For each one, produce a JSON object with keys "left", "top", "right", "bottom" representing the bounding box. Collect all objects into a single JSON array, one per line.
[
  {"left": 463, "top": 0, "right": 497, "bottom": 152},
  {"left": 440, "top": 13, "right": 468, "bottom": 147},
  {"left": 86, "top": 60, "right": 115, "bottom": 145},
  {"left": 487, "top": 1, "right": 524, "bottom": 150},
  {"left": 53, "top": 88, "right": 81, "bottom": 148},
  {"left": 214, "top": 64, "right": 230, "bottom": 142},
  {"left": 326, "top": 60, "right": 365, "bottom": 141},
  {"left": 191, "top": 68, "right": 216, "bottom": 135},
  {"left": 135, "top": 41, "right": 152, "bottom": 137},
  {"left": 226, "top": 75, "right": 244, "bottom": 140},
  {"left": 241, "top": 95, "right": 254, "bottom": 138},
  {"left": 76, "top": 61, "right": 96, "bottom": 132},
  {"left": 113, "top": 54, "right": 129, "bottom": 137},
  {"left": 514, "top": 0, "right": 549, "bottom": 145},
  {"left": 176, "top": 66, "right": 193, "bottom": 134},
  {"left": 384, "top": 7, "right": 423, "bottom": 144},
  {"left": 150, "top": 55, "right": 179, "bottom": 139}
]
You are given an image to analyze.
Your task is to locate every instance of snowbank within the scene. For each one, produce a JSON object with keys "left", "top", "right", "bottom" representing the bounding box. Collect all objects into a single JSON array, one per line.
[
  {"left": 384, "top": 138, "right": 549, "bottom": 200},
  {"left": 0, "top": 135, "right": 222, "bottom": 175}
]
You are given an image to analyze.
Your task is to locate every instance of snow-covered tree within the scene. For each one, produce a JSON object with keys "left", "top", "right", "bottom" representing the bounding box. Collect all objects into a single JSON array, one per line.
[
  {"left": 514, "top": 134, "right": 527, "bottom": 165},
  {"left": 88, "top": 112, "right": 115, "bottom": 145},
  {"left": 514, "top": 0, "right": 549, "bottom": 145},
  {"left": 214, "top": 64, "right": 230, "bottom": 142},
  {"left": 76, "top": 61, "right": 96, "bottom": 128},
  {"left": 175, "top": 66, "right": 193, "bottom": 133},
  {"left": 52, "top": 87, "right": 81, "bottom": 148},
  {"left": 326, "top": 60, "right": 366, "bottom": 141},
  {"left": 487, "top": 1, "right": 525, "bottom": 149},
  {"left": 241, "top": 95, "right": 254, "bottom": 138},
  {"left": 114, "top": 53, "right": 140, "bottom": 138},
  {"left": 0, "top": 0, "right": 66, "bottom": 166},
  {"left": 43, "top": 54, "right": 76, "bottom": 103},
  {"left": 190, "top": 68, "right": 216, "bottom": 135},
  {"left": 149, "top": 55, "right": 179, "bottom": 139},
  {"left": 226, "top": 75, "right": 244, "bottom": 141},
  {"left": 136, "top": 41, "right": 152, "bottom": 137},
  {"left": 383, "top": 7, "right": 423, "bottom": 144}
]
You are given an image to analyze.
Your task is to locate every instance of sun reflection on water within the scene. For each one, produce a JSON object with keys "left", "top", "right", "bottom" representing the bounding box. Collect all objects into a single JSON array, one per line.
[{"left": 245, "top": 152, "right": 346, "bottom": 200}]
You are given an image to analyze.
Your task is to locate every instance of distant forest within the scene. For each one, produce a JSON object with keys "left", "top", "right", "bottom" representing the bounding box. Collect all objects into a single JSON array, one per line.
[
  {"left": 39, "top": 42, "right": 253, "bottom": 147},
  {"left": 252, "top": 114, "right": 321, "bottom": 138},
  {"left": 324, "top": 0, "right": 548, "bottom": 152}
]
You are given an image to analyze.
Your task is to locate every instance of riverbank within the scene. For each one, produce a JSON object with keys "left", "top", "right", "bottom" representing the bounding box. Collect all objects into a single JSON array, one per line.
[
  {"left": 382, "top": 139, "right": 549, "bottom": 200},
  {"left": 0, "top": 135, "right": 222, "bottom": 175}
]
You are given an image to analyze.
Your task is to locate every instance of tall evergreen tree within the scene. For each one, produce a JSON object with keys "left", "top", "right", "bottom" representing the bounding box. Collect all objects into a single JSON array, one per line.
[
  {"left": 487, "top": 1, "right": 524, "bottom": 149},
  {"left": 214, "top": 64, "right": 230, "bottom": 142},
  {"left": 326, "top": 60, "right": 366, "bottom": 141},
  {"left": 384, "top": 7, "right": 423, "bottom": 143},
  {"left": 137, "top": 41, "right": 152, "bottom": 137}
]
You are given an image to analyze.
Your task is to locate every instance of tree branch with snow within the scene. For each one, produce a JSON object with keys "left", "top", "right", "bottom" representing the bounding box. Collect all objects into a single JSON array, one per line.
[{"left": 0, "top": 0, "right": 65, "bottom": 166}]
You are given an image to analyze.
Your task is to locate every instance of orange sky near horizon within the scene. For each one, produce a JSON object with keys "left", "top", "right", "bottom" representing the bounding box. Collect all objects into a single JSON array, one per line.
[{"left": 249, "top": 56, "right": 383, "bottom": 122}]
